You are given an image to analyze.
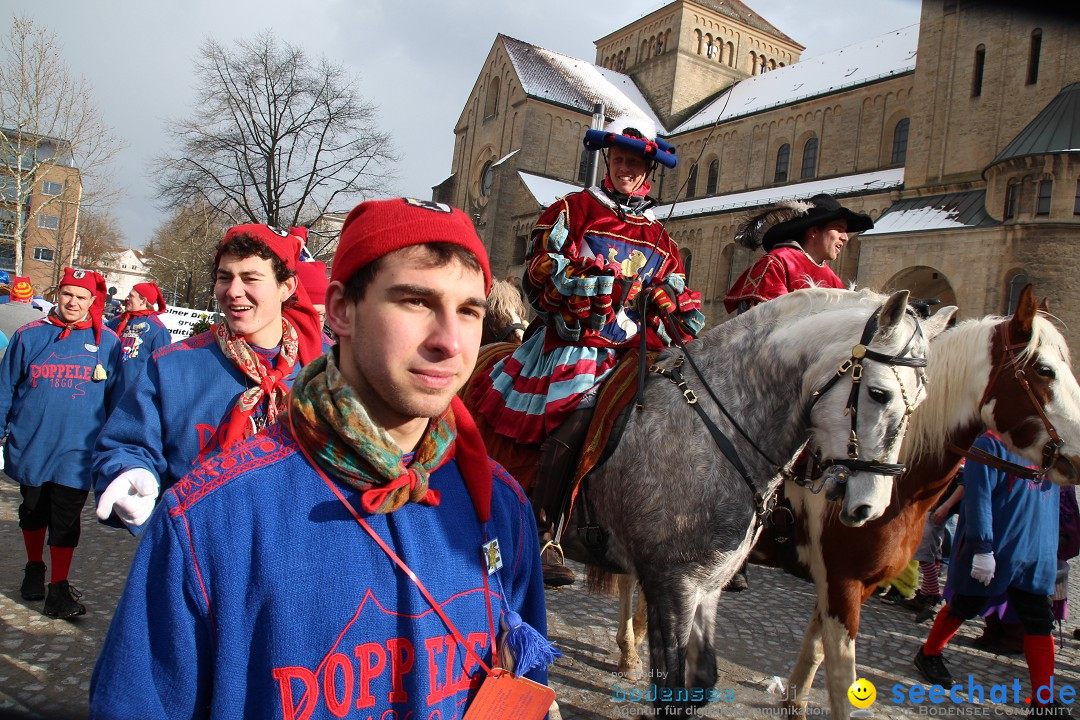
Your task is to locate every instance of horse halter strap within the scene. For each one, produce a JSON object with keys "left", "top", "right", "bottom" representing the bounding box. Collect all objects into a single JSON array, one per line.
[
  {"left": 806, "top": 306, "right": 927, "bottom": 477},
  {"left": 947, "top": 322, "right": 1063, "bottom": 480}
]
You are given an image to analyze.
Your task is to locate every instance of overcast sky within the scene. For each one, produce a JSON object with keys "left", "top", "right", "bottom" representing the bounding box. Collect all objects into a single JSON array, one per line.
[{"left": 6, "top": 0, "right": 921, "bottom": 248}]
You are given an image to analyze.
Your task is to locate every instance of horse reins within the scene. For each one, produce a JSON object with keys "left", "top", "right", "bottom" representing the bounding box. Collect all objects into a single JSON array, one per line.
[{"left": 945, "top": 321, "right": 1063, "bottom": 480}]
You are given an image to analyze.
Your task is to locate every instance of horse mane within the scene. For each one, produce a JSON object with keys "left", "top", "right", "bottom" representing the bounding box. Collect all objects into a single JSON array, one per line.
[
  {"left": 902, "top": 312, "right": 1067, "bottom": 461},
  {"left": 486, "top": 279, "right": 528, "bottom": 327}
]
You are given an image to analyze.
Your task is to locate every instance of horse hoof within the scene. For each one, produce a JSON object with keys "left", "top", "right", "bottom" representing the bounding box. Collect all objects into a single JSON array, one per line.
[{"left": 618, "top": 657, "right": 644, "bottom": 682}]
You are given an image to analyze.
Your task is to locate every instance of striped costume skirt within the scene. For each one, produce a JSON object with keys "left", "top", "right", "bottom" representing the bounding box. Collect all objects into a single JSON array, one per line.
[{"left": 472, "top": 329, "right": 620, "bottom": 444}]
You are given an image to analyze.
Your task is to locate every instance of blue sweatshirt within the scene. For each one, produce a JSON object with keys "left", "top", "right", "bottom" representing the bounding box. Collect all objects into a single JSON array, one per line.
[
  {"left": 106, "top": 313, "right": 172, "bottom": 366},
  {"left": 89, "top": 423, "right": 548, "bottom": 719},
  {"left": 0, "top": 320, "right": 122, "bottom": 490},
  {"left": 93, "top": 331, "right": 310, "bottom": 493},
  {"left": 948, "top": 432, "right": 1059, "bottom": 597}
]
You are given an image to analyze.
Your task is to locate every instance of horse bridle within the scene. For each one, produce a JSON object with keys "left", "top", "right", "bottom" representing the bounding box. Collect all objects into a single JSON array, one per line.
[
  {"left": 485, "top": 317, "right": 526, "bottom": 342},
  {"left": 652, "top": 301, "right": 927, "bottom": 522},
  {"left": 945, "top": 321, "right": 1063, "bottom": 481}
]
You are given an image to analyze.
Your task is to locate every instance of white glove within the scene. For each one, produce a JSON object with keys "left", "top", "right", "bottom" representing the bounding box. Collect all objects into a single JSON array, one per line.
[
  {"left": 971, "top": 552, "right": 996, "bottom": 586},
  {"left": 97, "top": 468, "right": 159, "bottom": 528}
]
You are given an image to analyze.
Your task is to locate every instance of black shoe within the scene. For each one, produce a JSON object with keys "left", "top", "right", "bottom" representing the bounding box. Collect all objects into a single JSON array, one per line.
[
  {"left": 879, "top": 587, "right": 908, "bottom": 605},
  {"left": 724, "top": 569, "right": 749, "bottom": 593},
  {"left": 42, "top": 580, "right": 85, "bottom": 619},
  {"left": 541, "top": 545, "right": 576, "bottom": 587},
  {"left": 899, "top": 591, "right": 939, "bottom": 613},
  {"left": 913, "top": 647, "right": 953, "bottom": 686},
  {"left": 20, "top": 561, "right": 46, "bottom": 601}
]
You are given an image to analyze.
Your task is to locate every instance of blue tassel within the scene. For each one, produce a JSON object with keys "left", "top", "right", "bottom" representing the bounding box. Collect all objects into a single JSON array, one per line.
[{"left": 498, "top": 610, "right": 561, "bottom": 676}]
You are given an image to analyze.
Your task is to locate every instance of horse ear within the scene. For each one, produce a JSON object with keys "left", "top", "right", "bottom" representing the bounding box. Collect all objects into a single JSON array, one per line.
[
  {"left": 1038, "top": 297, "right": 1051, "bottom": 313},
  {"left": 921, "top": 305, "right": 958, "bottom": 341},
  {"left": 1010, "top": 284, "right": 1037, "bottom": 337},
  {"left": 877, "top": 289, "right": 910, "bottom": 331}
]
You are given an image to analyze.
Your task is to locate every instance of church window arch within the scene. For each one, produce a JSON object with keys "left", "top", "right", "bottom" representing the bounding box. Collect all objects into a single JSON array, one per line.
[
  {"left": 483, "top": 76, "right": 500, "bottom": 119},
  {"left": 972, "top": 44, "right": 986, "bottom": 97},
  {"left": 694, "top": 29, "right": 703, "bottom": 55},
  {"left": 891, "top": 118, "right": 910, "bottom": 165},
  {"left": 800, "top": 137, "right": 818, "bottom": 179},
  {"left": 774, "top": 143, "right": 791, "bottom": 182},
  {"left": 725, "top": 42, "right": 735, "bottom": 66},
  {"left": 1004, "top": 180, "right": 1019, "bottom": 219},
  {"left": 706, "top": 158, "right": 719, "bottom": 194},
  {"left": 1027, "top": 29, "right": 1042, "bottom": 85},
  {"left": 1036, "top": 178, "right": 1052, "bottom": 215},
  {"left": 686, "top": 164, "right": 698, "bottom": 198}
]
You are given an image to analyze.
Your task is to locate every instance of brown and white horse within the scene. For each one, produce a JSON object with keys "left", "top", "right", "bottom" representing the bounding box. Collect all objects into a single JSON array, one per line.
[{"left": 750, "top": 285, "right": 1080, "bottom": 719}]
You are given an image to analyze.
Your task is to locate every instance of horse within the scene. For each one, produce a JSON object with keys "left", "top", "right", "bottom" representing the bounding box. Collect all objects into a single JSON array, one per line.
[
  {"left": 467, "top": 286, "right": 956, "bottom": 715},
  {"left": 482, "top": 278, "right": 527, "bottom": 346},
  {"left": 739, "top": 285, "right": 1080, "bottom": 720}
]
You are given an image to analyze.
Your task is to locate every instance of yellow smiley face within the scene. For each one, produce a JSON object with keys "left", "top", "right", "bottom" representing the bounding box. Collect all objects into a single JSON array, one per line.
[{"left": 848, "top": 678, "right": 876, "bottom": 708}]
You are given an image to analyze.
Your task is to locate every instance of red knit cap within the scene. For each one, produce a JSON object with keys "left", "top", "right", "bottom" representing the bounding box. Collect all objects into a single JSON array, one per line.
[
  {"left": 332, "top": 198, "right": 491, "bottom": 292},
  {"left": 217, "top": 224, "right": 323, "bottom": 364},
  {"left": 295, "top": 261, "right": 329, "bottom": 306},
  {"left": 59, "top": 267, "right": 107, "bottom": 344},
  {"left": 10, "top": 276, "right": 32, "bottom": 302},
  {"left": 132, "top": 282, "right": 167, "bottom": 313}
]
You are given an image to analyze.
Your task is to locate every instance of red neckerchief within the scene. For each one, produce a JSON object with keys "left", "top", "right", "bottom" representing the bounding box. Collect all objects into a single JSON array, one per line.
[
  {"left": 114, "top": 309, "right": 156, "bottom": 335},
  {"left": 46, "top": 312, "right": 91, "bottom": 340}
]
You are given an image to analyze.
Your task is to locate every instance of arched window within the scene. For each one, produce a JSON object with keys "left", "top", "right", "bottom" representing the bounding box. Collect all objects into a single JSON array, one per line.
[
  {"left": 774, "top": 143, "right": 790, "bottom": 183},
  {"left": 641, "top": 39, "right": 649, "bottom": 62},
  {"left": 725, "top": 42, "right": 735, "bottom": 66},
  {"left": 655, "top": 34, "right": 665, "bottom": 55},
  {"left": 483, "top": 77, "right": 500, "bottom": 119},
  {"left": 616, "top": 52, "right": 625, "bottom": 71},
  {"left": 972, "top": 44, "right": 986, "bottom": 97},
  {"left": 686, "top": 164, "right": 698, "bottom": 198},
  {"left": 1027, "top": 29, "right": 1042, "bottom": 85},
  {"left": 800, "top": 137, "right": 818, "bottom": 179},
  {"left": 706, "top": 159, "right": 719, "bottom": 195},
  {"left": 1006, "top": 272, "right": 1029, "bottom": 314},
  {"left": 749, "top": 51, "right": 758, "bottom": 74},
  {"left": 578, "top": 148, "right": 591, "bottom": 184},
  {"left": 1036, "top": 179, "right": 1052, "bottom": 215},
  {"left": 1004, "top": 180, "right": 1019, "bottom": 219},
  {"left": 694, "top": 29, "right": 703, "bottom": 55},
  {"left": 891, "top": 118, "right": 910, "bottom": 165}
]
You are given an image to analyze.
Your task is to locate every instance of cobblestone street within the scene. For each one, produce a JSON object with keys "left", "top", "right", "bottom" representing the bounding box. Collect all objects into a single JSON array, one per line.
[{"left": 0, "top": 479, "right": 1077, "bottom": 719}]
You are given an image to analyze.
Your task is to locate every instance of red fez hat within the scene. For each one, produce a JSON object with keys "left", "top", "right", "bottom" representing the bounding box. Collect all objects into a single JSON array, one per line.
[
  {"left": 331, "top": 198, "right": 491, "bottom": 292},
  {"left": 132, "top": 282, "right": 167, "bottom": 314},
  {"left": 10, "top": 276, "right": 32, "bottom": 302},
  {"left": 59, "top": 267, "right": 107, "bottom": 345},
  {"left": 295, "top": 261, "right": 329, "bottom": 306},
  {"left": 216, "top": 224, "right": 323, "bottom": 364}
]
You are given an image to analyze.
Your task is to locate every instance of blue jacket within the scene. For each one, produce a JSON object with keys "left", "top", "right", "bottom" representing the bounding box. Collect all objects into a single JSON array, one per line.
[
  {"left": 93, "top": 331, "right": 310, "bottom": 493},
  {"left": 948, "top": 433, "right": 1059, "bottom": 597},
  {"left": 0, "top": 320, "right": 122, "bottom": 490},
  {"left": 89, "top": 423, "right": 548, "bottom": 719},
  {"left": 106, "top": 313, "right": 172, "bottom": 366}
]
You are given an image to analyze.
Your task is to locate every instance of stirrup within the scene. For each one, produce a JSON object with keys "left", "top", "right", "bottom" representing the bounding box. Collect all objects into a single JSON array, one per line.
[{"left": 540, "top": 540, "right": 566, "bottom": 563}]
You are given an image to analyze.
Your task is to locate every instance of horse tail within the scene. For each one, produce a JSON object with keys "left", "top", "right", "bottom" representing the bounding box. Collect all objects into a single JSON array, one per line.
[{"left": 585, "top": 566, "right": 620, "bottom": 596}]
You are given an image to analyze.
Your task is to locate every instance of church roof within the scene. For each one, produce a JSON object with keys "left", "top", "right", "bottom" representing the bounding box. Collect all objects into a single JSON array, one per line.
[
  {"left": 499, "top": 35, "right": 662, "bottom": 128},
  {"left": 989, "top": 82, "right": 1080, "bottom": 167},
  {"left": 672, "top": 24, "right": 919, "bottom": 134},
  {"left": 861, "top": 191, "right": 999, "bottom": 236},
  {"left": 691, "top": 0, "right": 799, "bottom": 47}
]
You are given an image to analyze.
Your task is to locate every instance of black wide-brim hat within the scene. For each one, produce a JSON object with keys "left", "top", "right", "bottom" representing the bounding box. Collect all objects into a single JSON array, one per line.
[{"left": 760, "top": 193, "right": 874, "bottom": 251}]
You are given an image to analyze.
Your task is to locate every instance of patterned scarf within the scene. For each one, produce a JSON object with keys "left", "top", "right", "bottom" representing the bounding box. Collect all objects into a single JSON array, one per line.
[
  {"left": 288, "top": 350, "right": 456, "bottom": 514},
  {"left": 46, "top": 311, "right": 92, "bottom": 340},
  {"left": 113, "top": 309, "right": 155, "bottom": 335},
  {"left": 214, "top": 318, "right": 299, "bottom": 449}
]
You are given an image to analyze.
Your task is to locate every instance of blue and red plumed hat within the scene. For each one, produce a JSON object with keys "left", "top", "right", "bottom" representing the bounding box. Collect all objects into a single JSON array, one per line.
[{"left": 582, "top": 115, "right": 677, "bottom": 169}]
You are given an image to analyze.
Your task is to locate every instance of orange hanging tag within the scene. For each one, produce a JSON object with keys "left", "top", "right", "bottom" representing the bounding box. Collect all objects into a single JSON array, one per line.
[{"left": 463, "top": 669, "right": 555, "bottom": 720}]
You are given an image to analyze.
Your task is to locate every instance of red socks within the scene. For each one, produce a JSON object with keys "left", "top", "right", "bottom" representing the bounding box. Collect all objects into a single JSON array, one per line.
[
  {"left": 22, "top": 529, "right": 46, "bottom": 564},
  {"left": 922, "top": 606, "right": 964, "bottom": 656},
  {"left": 50, "top": 546, "right": 74, "bottom": 584},
  {"left": 1024, "top": 634, "right": 1055, "bottom": 705}
]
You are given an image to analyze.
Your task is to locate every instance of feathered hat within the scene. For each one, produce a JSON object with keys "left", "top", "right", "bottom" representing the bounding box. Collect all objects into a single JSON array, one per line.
[
  {"left": 735, "top": 193, "right": 874, "bottom": 252},
  {"left": 583, "top": 115, "right": 678, "bottom": 169}
]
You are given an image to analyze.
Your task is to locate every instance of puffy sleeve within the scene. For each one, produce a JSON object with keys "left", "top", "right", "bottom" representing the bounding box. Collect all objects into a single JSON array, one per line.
[
  {"left": 723, "top": 254, "right": 790, "bottom": 314},
  {"left": 643, "top": 232, "right": 705, "bottom": 344}
]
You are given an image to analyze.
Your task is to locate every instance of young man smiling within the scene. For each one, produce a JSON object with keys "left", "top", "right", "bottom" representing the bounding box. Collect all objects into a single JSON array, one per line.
[
  {"left": 0, "top": 268, "right": 122, "bottom": 618},
  {"left": 90, "top": 198, "right": 550, "bottom": 719},
  {"left": 94, "top": 225, "right": 324, "bottom": 530}
]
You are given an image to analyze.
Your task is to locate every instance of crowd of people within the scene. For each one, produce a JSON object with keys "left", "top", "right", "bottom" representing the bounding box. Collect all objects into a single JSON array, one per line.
[{"left": 0, "top": 117, "right": 1074, "bottom": 718}]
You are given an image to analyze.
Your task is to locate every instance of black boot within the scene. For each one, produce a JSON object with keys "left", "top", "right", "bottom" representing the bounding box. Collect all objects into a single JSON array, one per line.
[
  {"left": 43, "top": 580, "right": 85, "bottom": 619},
  {"left": 533, "top": 407, "right": 594, "bottom": 587},
  {"left": 20, "top": 561, "right": 46, "bottom": 601}
]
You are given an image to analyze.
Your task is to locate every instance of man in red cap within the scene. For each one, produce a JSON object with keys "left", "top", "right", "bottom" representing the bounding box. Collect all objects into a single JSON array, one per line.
[
  {"left": 92, "top": 198, "right": 552, "bottom": 720},
  {"left": 94, "top": 225, "right": 326, "bottom": 531},
  {"left": 106, "top": 282, "right": 172, "bottom": 366},
  {"left": 0, "top": 268, "right": 122, "bottom": 618}
]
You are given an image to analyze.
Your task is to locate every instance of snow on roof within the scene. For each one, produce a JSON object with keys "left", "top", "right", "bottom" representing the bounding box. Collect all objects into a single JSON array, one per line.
[
  {"left": 491, "top": 149, "right": 520, "bottom": 167},
  {"left": 673, "top": 25, "right": 918, "bottom": 134},
  {"left": 501, "top": 35, "right": 662, "bottom": 128},
  {"left": 861, "top": 191, "right": 998, "bottom": 235},
  {"left": 653, "top": 168, "right": 904, "bottom": 219},
  {"left": 518, "top": 171, "right": 581, "bottom": 208}
]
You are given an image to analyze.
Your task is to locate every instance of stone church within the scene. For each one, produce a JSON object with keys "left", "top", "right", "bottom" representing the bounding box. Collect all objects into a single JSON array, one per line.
[{"left": 435, "top": 0, "right": 1080, "bottom": 342}]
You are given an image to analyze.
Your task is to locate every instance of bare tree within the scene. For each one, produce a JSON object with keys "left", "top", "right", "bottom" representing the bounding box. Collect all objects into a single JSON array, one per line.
[
  {"left": 0, "top": 15, "right": 122, "bottom": 275},
  {"left": 156, "top": 31, "right": 397, "bottom": 229},
  {"left": 74, "top": 208, "right": 124, "bottom": 274},
  {"left": 144, "top": 201, "right": 227, "bottom": 310}
]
